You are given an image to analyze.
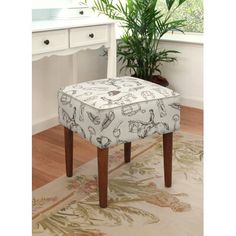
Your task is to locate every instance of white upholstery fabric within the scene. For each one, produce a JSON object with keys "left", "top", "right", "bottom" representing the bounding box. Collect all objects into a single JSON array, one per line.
[{"left": 58, "top": 76, "right": 180, "bottom": 148}]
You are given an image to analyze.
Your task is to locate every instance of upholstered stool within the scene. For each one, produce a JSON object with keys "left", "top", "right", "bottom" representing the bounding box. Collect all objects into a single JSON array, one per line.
[{"left": 57, "top": 76, "right": 180, "bottom": 208}]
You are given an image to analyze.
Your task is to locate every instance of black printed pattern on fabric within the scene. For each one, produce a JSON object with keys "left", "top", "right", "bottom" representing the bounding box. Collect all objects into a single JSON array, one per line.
[
  {"left": 128, "top": 109, "right": 170, "bottom": 139},
  {"left": 61, "top": 107, "right": 86, "bottom": 138},
  {"left": 58, "top": 76, "right": 180, "bottom": 148}
]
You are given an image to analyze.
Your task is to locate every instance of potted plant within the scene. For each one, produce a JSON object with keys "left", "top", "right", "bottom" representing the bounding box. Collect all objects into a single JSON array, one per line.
[{"left": 88, "top": 0, "right": 187, "bottom": 87}]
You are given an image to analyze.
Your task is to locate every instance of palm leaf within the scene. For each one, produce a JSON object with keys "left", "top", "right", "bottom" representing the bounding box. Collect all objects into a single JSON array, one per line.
[
  {"left": 92, "top": 0, "right": 186, "bottom": 79},
  {"left": 179, "top": 0, "right": 187, "bottom": 6},
  {"left": 165, "top": 0, "right": 175, "bottom": 10}
]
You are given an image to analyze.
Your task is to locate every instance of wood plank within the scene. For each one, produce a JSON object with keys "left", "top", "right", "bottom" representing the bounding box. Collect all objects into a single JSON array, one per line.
[{"left": 180, "top": 106, "right": 203, "bottom": 136}]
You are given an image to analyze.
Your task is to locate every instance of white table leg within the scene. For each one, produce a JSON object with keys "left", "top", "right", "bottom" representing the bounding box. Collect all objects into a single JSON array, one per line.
[
  {"left": 72, "top": 53, "right": 79, "bottom": 84},
  {"left": 107, "top": 24, "right": 117, "bottom": 78}
]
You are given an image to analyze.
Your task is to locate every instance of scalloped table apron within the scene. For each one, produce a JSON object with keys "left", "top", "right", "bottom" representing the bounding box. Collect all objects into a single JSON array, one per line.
[{"left": 57, "top": 76, "right": 181, "bottom": 208}]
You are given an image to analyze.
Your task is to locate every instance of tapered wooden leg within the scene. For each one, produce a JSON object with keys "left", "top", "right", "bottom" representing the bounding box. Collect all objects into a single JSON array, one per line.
[
  {"left": 64, "top": 127, "right": 73, "bottom": 177},
  {"left": 124, "top": 142, "right": 131, "bottom": 163},
  {"left": 97, "top": 147, "right": 109, "bottom": 208},
  {"left": 163, "top": 132, "right": 173, "bottom": 187}
]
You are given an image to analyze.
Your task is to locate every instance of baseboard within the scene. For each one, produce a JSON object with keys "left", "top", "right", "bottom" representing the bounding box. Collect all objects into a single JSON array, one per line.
[
  {"left": 32, "top": 115, "right": 59, "bottom": 135},
  {"left": 180, "top": 97, "right": 203, "bottom": 109}
]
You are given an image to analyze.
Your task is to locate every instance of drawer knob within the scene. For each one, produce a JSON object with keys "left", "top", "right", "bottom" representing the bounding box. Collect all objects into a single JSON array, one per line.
[
  {"left": 44, "top": 39, "right": 50, "bottom": 45},
  {"left": 89, "top": 33, "right": 94, "bottom": 38},
  {"left": 79, "top": 10, "right": 84, "bottom": 15}
]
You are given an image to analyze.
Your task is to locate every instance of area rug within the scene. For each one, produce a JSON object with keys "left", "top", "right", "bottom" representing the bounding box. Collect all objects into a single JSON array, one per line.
[{"left": 32, "top": 132, "right": 203, "bottom": 236}]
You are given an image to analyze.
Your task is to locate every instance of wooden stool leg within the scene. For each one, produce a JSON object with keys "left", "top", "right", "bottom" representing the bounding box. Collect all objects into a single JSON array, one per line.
[
  {"left": 97, "top": 147, "right": 109, "bottom": 208},
  {"left": 124, "top": 142, "right": 131, "bottom": 163},
  {"left": 163, "top": 132, "right": 173, "bottom": 187},
  {"left": 64, "top": 127, "right": 73, "bottom": 177}
]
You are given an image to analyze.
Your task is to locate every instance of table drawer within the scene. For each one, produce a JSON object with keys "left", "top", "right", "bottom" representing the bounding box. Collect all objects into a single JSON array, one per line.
[
  {"left": 32, "top": 30, "right": 68, "bottom": 55},
  {"left": 70, "top": 25, "right": 108, "bottom": 48}
]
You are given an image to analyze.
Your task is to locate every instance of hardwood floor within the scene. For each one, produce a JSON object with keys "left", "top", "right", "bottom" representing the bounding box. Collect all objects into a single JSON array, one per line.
[
  {"left": 180, "top": 106, "right": 203, "bottom": 136},
  {"left": 32, "top": 106, "right": 203, "bottom": 190}
]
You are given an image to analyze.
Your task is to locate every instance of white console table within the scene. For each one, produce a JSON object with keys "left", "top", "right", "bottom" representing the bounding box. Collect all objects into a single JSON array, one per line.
[
  {"left": 32, "top": 17, "right": 117, "bottom": 78},
  {"left": 32, "top": 15, "right": 117, "bottom": 134}
]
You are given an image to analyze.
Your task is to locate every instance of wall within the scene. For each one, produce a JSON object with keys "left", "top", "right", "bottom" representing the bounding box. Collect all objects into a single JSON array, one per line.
[
  {"left": 32, "top": 49, "right": 108, "bottom": 134},
  {"left": 32, "top": 41, "right": 203, "bottom": 134},
  {"left": 160, "top": 40, "right": 203, "bottom": 109},
  {"left": 32, "top": 0, "right": 75, "bottom": 9}
]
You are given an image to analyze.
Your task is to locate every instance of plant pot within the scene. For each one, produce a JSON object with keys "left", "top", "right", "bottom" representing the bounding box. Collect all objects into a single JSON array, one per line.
[
  {"left": 132, "top": 74, "right": 169, "bottom": 87},
  {"left": 148, "top": 75, "right": 169, "bottom": 87}
]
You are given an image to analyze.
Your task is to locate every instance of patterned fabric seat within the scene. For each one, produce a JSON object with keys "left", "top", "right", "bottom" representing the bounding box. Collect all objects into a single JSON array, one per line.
[
  {"left": 58, "top": 76, "right": 180, "bottom": 149},
  {"left": 57, "top": 76, "right": 180, "bottom": 208}
]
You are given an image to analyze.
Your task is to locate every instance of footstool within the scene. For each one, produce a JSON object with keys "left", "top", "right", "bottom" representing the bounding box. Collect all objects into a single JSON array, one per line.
[{"left": 57, "top": 76, "right": 180, "bottom": 208}]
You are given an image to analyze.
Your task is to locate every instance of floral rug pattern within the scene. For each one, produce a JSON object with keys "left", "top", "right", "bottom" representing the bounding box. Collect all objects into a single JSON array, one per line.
[{"left": 33, "top": 132, "right": 203, "bottom": 236}]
